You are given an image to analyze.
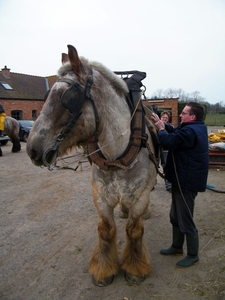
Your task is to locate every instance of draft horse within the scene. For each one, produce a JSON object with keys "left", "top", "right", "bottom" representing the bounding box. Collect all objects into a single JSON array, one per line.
[
  {"left": 4, "top": 116, "right": 21, "bottom": 152},
  {"left": 26, "top": 45, "right": 158, "bottom": 286}
]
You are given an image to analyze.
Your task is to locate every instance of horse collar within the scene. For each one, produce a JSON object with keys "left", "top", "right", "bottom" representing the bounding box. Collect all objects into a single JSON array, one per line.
[{"left": 87, "top": 90, "right": 148, "bottom": 171}]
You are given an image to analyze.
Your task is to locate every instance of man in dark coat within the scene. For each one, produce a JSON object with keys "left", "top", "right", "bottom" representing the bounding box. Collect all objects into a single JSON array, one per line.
[{"left": 151, "top": 102, "right": 209, "bottom": 268}]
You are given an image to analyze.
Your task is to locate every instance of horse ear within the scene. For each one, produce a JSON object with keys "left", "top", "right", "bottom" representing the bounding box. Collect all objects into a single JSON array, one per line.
[
  {"left": 67, "top": 45, "right": 81, "bottom": 74},
  {"left": 62, "top": 53, "right": 69, "bottom": 64}
]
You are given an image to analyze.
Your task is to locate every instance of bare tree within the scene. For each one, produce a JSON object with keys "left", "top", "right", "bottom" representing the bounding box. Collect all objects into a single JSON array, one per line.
[
  {"left": 151, "top": 88, "right": 204, "bottom": 103},
  {"left": 150, "top": 88, "right": 224, "bottom": 113},
  {"left": 151, "top": 89, "right": 165, "bottom": 98}
]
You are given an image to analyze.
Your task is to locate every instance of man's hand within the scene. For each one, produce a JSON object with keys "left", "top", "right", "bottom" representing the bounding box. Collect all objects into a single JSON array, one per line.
[{"left": 151, "top": 113, "right": 165, "bottom": 131}]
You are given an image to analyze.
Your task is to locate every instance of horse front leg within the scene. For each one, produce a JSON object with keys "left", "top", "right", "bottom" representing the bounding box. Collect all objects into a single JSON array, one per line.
[
  {"left": 122, "top": 213, "right": 150, "bottom": 284},
  {"left": 89, "top": 214, "right": 118, "bottom": 286},
  {"left": 11, "top": 137, "right": 21, "bottom": 152},
  {"left": 89, "top": 187, "right": 119, "bottom": 286}
]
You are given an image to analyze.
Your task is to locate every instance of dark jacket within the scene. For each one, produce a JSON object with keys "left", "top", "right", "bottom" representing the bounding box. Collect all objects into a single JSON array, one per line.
[{"left": 158, "top": 121, "right": 209, "bottom": 192}]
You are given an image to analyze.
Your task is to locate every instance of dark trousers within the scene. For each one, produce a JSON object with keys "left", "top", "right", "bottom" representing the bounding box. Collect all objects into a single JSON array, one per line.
[{"left": 170, "top": 184, "right": 198, "bottom": 235}]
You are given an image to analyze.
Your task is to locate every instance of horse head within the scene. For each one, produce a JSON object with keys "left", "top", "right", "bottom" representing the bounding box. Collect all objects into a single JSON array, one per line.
[
  {"left": 27, "top": 46, "right": 102, "bottom": 167},
  {"left": 27, "top": 45, "right": 130, "bottom": 168}
]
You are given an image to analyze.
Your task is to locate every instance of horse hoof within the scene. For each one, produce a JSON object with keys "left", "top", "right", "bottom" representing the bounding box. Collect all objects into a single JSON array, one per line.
[
  {"left": 91, "top": 275, "right": 114, "bottom": 287},
  {"left": 124, "top": 271, "right": 146, "bottom": 285}
]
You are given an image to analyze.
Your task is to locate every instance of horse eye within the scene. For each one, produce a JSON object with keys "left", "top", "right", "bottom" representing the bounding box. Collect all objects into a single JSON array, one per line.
[{"left": 43, "top": 90, "right": 50, "bottom": 102}]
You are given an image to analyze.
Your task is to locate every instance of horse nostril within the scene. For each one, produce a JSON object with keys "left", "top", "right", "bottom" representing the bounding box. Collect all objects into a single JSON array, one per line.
[{"left": 27, "top": 148, "right": 44, "bottom": 166}]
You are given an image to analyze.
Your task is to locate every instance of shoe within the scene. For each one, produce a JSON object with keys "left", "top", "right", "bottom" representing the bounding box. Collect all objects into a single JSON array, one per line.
[
  {"left": 176, "top": 255, "right": 199, "bottom": 268},
  {"left": 176, "top": 232, "right": 199, "bottom": 268},
  {"left": 160, "top": 246, "right": 183, "bottom": 256},
  {"left": 160, "top": 226, "right": 184, "bottom": 256}
]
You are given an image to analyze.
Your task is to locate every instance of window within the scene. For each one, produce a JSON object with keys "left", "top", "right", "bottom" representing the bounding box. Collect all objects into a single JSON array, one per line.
[
  {"left": 0, "top": 81, "right": 13, "bottom": 90},
  {"left": 32, "top": 110, "right": 37, "bottom": 120},
  {"left": 11, "top": 110, "right": 22, "bottom": 120}
]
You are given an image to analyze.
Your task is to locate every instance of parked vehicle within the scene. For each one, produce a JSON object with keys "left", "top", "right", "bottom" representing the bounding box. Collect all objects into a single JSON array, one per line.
[
  {"left": 0, "top": 135, "right": 9, "bottom": 145},
  {"left": 18, "top": 120, "right": 34, "bottom": 142}
]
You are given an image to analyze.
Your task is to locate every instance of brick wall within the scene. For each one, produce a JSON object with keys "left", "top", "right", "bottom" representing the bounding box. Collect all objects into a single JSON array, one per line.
[
  {"left": 0, "top": 99, "right": 44, "bottom": 120},
  {"left": 1, "top": 97, "right": 179, "bottom": 124}
]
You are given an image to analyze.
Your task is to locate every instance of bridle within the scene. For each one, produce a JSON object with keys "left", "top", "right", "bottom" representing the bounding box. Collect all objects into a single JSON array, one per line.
[{"left": 42, "top": 67, "right": 99, "bottom": 168}]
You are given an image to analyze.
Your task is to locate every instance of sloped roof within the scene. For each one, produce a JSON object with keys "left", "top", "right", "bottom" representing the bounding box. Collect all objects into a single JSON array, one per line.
[
  {"left": 47, "top": 75, "right": 58, "bottom": 89},
  {"left": 0, "top": 70, "right": 57, "bottom": 100}
]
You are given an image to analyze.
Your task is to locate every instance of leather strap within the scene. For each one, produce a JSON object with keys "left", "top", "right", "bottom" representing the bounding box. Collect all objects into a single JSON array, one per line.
[{"left": 87, "top": 94, "right": 147, "bottom": 171}]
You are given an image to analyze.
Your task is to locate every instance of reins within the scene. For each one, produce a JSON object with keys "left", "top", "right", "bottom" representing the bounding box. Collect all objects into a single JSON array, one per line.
[{"left": 146, "top": 141, "right": 165, "bottom": 179}]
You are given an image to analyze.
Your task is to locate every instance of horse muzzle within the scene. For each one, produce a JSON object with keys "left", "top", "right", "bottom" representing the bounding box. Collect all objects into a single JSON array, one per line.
[{"left": 27, "top": 138, "right": 60, "bottom": 169}]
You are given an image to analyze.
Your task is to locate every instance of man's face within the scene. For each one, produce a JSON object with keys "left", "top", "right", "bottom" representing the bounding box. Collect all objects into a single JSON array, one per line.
[{"left": 180, "top": 105, "right": 196, "bottom": 123}]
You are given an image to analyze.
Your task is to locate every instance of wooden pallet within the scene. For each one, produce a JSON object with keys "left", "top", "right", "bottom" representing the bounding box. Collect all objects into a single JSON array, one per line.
[{"left": 209, "top": 151, "right": 225, "bottom": 166}]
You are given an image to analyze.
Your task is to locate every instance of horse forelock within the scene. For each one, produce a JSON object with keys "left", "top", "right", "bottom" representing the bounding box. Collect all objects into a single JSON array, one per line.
[
  {"left": 57, "top": 62, "right": 73, "bottom": 76},
  {"left": 57, "top": 58, "right": 128, "bottom": 94},
  {"left": 57, "top": 57, "right": 90, "bottom": 77}
]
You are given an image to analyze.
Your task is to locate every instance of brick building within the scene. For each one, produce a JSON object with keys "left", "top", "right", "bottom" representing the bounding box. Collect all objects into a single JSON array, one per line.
[
  {"left": 0, "top": 66, "right": 57, "bottom": 120},
  {"left": 142, "top": 98, "right": 179, "bottom": 126}
]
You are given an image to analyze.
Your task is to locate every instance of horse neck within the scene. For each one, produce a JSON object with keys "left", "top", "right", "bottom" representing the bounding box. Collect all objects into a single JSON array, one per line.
[{"left": 95, "top": 94, "right": 131, "bottom": 160}]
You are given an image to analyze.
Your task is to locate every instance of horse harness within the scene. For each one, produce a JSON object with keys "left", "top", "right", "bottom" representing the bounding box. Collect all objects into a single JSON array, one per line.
[{"left": 43, "top": 68, "right": 160, "bottom": 173}]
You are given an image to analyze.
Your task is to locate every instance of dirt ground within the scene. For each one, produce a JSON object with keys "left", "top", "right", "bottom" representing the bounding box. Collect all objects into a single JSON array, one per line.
[{"left": 0, "top": 136, "right": 225, "bottom": 300}]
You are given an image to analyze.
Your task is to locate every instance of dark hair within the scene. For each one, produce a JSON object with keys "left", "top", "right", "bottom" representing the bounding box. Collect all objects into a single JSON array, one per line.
[
  {"left": 0, "top": 104, "right": 5, "bottom": 113},
  {"left": 187, "top": 102, "right": 205, "bottom": 121}
]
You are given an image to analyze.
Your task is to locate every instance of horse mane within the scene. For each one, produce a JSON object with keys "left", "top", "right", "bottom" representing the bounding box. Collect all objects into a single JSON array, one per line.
[{"left": 57, "top": 58, "right": 129, "bottom": 95}]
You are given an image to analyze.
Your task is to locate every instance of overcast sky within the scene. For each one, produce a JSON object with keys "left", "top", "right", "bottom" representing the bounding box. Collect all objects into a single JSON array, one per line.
[{"left": 0, "top": 0, "right": 224, "bottom": 104}]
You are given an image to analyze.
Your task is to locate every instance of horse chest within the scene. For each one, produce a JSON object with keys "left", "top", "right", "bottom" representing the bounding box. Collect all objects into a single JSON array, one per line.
[{"left": 92, "top": 165, "right": 149, "bottom": 207}]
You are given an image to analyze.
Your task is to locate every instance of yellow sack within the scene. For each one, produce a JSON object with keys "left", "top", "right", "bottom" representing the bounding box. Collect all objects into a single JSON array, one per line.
[
  {"left": 208, "top": 132, "right": 225, "bottom": 142},
  {"left": 0, "top": 112, "right": 6, "bottom": 131}
]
